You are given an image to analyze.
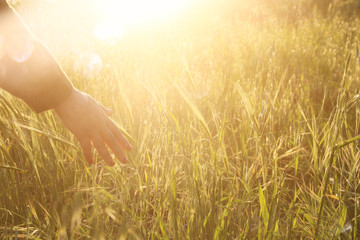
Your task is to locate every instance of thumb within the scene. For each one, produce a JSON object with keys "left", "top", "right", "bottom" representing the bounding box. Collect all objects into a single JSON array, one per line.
[{"left": 100, "top": 104, "right": 113, "bottom": 116}]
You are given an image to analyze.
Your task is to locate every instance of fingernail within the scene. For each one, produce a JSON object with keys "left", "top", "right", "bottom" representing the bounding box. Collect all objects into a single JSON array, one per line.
[
  {"left": 122, "top": 157, "right": 129, "bottom": 164},
  {"left": 127, "top": 143, "right": 133, "bottom": 151}
]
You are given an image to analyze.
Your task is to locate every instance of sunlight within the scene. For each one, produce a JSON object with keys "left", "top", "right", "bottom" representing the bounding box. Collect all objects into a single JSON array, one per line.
[
  {"left": 6, "top": 34, "right": 34, "bottom": 63},
  {"left": 94, "top": 0, "right": 192, "bottom": 40},
  {"left": 0, "top": 35, "right": 6, "bottom": 60}
]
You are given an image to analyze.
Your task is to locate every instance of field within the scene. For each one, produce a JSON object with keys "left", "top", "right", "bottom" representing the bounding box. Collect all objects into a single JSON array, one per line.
[{"left": 0, "top": 0, "right": 360, "bottom": 239}]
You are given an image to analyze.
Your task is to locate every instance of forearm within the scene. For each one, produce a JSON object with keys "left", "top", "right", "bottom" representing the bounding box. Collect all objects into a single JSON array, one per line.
[{"left": 0, "top": 1, "right": 74, "bottom": 113}]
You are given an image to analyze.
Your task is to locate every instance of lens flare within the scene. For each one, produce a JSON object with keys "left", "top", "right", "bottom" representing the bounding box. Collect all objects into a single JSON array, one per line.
[
  {"left": 6, "top": 34, "right": 34, "bottom": 63},
  {"left": 94, "top": 0, "right": 192, "bottom": 40},
  {"left": 94, "top": 20, "right": 123, "bottom": 42},
  {"left": 74, "top": 52, "right": 103, "bottom": 79}
]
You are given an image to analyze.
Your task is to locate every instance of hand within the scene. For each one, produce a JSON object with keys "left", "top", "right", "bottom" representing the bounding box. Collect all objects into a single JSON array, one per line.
[{"left": 54, "top": 89, "right": 132, "bottom": 166}]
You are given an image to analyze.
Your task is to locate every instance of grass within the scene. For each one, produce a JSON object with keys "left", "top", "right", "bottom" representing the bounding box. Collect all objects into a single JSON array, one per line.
[{"left": 0, "top": 0, "right": 360, "bottom": 239}]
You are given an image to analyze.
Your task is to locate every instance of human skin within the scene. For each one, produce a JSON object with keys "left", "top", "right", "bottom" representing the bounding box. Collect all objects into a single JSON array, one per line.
[
  {"left": 0, "top": 1, "right": 132, "bottom": 166},
  {"left": 54, "top": 89, "right": 133, "bottom": 166}
]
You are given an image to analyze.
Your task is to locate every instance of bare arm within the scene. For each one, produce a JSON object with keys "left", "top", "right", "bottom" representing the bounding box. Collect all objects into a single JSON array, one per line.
[
  {"left": 0, "top": 1, "right": 74, "bottom": 112},
  {"left": 0, "top": 1, "right": 132, "bottom": 165}
]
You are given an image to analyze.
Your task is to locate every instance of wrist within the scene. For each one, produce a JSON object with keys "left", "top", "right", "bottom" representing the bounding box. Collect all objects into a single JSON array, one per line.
[{"left": 54, "top": 88, "right": 86, "bottom": 115}]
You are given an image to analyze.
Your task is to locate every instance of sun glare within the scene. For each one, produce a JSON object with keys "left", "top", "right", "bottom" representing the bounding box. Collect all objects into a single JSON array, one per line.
[{"left": 94, "top": 0, "right": 192, "bottom": 40}]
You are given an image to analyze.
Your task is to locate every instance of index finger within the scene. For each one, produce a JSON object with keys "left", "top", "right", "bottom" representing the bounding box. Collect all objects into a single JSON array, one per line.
[
  {"left": 92, "top": 135, "right": 115, "bottom": 166},
  {"left": 102, "top": 129, "right": 128, "bottom": 164},
  {"left": 79, "top": 137, "right": 93, "bottom": 164},
  {"left": 106, "top": 120, "right": 132, "bottom": 151}
]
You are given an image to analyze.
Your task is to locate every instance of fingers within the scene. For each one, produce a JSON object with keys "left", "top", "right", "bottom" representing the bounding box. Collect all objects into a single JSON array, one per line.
[
  {"left": 100, "top": 104, "right": 113, "bottom": 117},
  {"left": 106, "top": 120, "right": 133, "bottom": 151},
  {"left": 73, "top": 99, "right": 131, "bottom": 166},
  {"left": 79, "top": 138, "right": 93, "bottom": 164},
  {"left": 91, "top": 135, "right": 115, "bottom": 166},
  {"left": 102, "top": 129, "right": 128, "bottom": 164}
]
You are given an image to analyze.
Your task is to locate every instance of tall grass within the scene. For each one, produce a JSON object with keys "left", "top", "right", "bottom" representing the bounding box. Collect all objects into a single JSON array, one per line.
[{"left": 0, "top": 0, "right": 359, "bottom": 239}]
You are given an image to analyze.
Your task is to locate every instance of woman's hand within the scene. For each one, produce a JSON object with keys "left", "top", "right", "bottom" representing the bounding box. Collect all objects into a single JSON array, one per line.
[{"left": 54, "top": 89, "right": 132, "bottom": 166}]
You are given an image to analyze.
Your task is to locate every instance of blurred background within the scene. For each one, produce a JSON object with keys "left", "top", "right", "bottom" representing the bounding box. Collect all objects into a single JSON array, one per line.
[
  {"left": 11, "top": 0, "right": 360, "bottom": 77},
  {"left": 1, "top": 0, "right": 360, "bottom": 239}
]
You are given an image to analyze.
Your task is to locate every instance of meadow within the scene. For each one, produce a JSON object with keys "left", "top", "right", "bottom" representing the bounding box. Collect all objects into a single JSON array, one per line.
[{"left": 0, "top": 0, "right": 360, "bottom": 239}]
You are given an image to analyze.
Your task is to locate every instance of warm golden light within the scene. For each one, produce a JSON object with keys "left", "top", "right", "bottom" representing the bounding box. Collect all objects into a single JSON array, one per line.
[{"left": 94, "top": 0, "right": 192, "bottom": 40}]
